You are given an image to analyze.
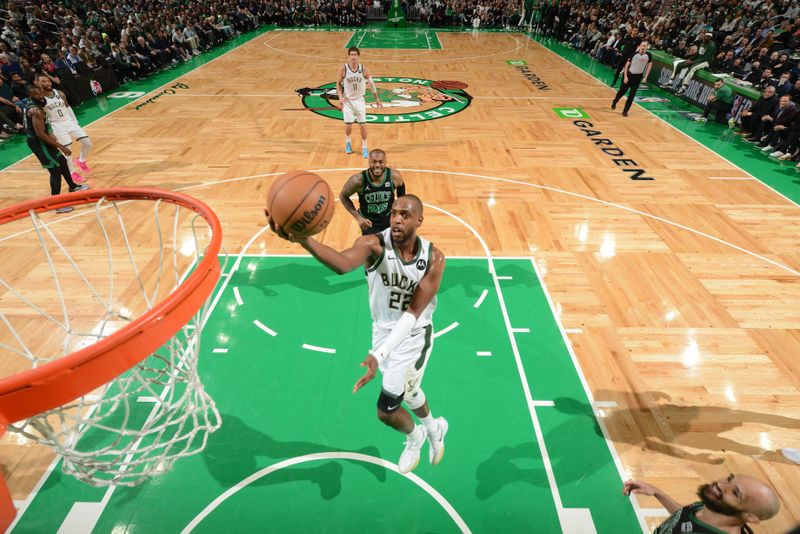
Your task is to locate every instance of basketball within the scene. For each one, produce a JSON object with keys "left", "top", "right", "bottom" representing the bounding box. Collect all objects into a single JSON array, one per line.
[{"left": 267, "top": 171, "right": 335, "bottom": 238}]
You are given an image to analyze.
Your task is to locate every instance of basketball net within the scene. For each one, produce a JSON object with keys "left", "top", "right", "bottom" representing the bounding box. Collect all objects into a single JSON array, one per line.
[{"left": 0, "top": 190, "right": 224, "bottom": 522}]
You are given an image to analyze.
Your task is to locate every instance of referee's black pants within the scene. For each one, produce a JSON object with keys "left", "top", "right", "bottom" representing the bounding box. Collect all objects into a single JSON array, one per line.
[{"left": 612, "top": 72, "right": 643, "bottom": 114}]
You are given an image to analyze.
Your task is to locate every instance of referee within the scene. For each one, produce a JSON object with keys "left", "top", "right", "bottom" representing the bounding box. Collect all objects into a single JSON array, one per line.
[{"left": 611, "top": 41, "right": 652, "bottom": 117}]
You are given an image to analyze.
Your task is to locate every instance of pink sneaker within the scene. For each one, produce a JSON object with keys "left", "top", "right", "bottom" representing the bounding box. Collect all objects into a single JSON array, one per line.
[
  {"left": 71, "top": 171, "right": 85, "bottom": 184},
  {"left": 74, "top": 160, "right": 91, "bottom": 173}
]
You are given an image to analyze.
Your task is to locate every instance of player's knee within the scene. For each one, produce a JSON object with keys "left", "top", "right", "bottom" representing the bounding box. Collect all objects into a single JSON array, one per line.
[
  {"left": 377, "top": 390, "right": 403, "bottom": 421},
  {"left": 404, "top": 388, "right": 426, "bottom": 410}
]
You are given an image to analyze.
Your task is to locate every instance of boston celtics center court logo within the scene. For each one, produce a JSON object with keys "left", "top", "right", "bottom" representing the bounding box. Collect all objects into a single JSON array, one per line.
[{"left": 295, "top": 77, "right": 472, "bottom": 123}]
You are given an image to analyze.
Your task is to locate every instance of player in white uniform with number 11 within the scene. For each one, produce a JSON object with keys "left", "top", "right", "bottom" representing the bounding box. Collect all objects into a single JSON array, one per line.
[
  {"left": 269, "top": 194, "right": 448, "bottom": 474},
  {"left": 337, "top": 46, "right": 382, "bottom": 158}
]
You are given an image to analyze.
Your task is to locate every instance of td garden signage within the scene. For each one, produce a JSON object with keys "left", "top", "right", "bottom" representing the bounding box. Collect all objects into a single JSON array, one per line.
[{"left": 295, "top": 77, "right": 472, "bottom": 123}]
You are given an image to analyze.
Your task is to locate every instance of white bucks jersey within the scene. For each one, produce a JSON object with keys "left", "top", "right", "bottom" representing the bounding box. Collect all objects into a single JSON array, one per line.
[
  {"left": 367, "top": 228, "right": 436, "bottom": 330},
  {"left": 343, "top": 63, "right": 366, "bottom": 100},
  {"left": 43, "top": 91, "right": 72, "bottom": 124}
]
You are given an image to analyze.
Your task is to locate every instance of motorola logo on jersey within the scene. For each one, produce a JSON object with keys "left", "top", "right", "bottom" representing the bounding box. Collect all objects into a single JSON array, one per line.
[
  {"left": 416, "top": 259, "right": 427, "bottom": 271},
  {"left": 295, "top": 77, "right": 472, "bottom": 123}
]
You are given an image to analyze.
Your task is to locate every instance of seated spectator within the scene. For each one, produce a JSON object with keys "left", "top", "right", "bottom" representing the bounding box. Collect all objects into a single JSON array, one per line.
[
  {"left": 0, "top": 53, "right": 23, "bottom": 79},
  {"left": 737, "top": 85, "right": 778, "bottom": 135},
  {"left": 767, "top": 110, "right": 800, "bottom": 159},
  {"left": 742, "top": 60, "right": 763, "bottom": 84},
  {"left": 753, "top": 28, "right": 776, "bottom": 51},
  {"left": 716, "top": 50, "right": 736, "bottom": 72},
  {"left": 18, "top": 57, "right": 35, "bottom": 83},
  {"left": 0, "top": 41, "right": 19, "bottom": 63},
  {"left": 77, "top": 48, "right": 99, "bottom": 71},
  {"left": 733, "top": 37, "right": 751, "bottom": 58},
  {"left": 659, "top": 44, "right": 698, "bottom": 90},
  {"left": 775, "top": 71, "right": 793, "bottom": 96},
  {"left": 671, "top": 38, "right": 689, "bottom": 59},
  {"left": 675, "top": 33, "right": 716, "bottom": 94},
  {"left": 753, "top": 67, "right": 775, "bottom": 91},
  {"left": 150, "top": 30, "right": 186, "bottom": 64},
  {"left": 65, "top": 46, "right": 81, "bottom": 70},
  {"left": 8, "top": 72, "right": 28, "bottom": 102},
  {"left": 750, "top": 95, "right": 797, "bottom": 151},
  {"left": 749, "top": 46, "right": 770, "bottom": 67},
  {"left": 134, "top": 35, "right": 164, "bottom": 68},
  {"left": 172, "top": 25, "right": 197, "bottom": 57},
  {"left": 727, "top": 57, "right": 745, "bottom": 77},
  {"left": 697, "top": 78, "right": 733, "bottom": 124},
  {"left": 181, "top": 24, "right": 201, "bottom": 55},
  {"left": 0, "top": 75, "right": 23, "bottom": 126},
  {"left": 117, "top": 42, "right": 146, "bottom": 78},
  {"left": 54, "top": 50, "right": 76, "bottom": 75},
  {"left": 771, "top": 53, "right": 790, "bottom": 76},
  {"left": 0, "top": 109, "right": 20, "bottom": 138}
]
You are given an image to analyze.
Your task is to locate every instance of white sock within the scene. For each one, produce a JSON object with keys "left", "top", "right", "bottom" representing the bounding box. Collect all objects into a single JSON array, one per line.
[
  {"left": 345, "top": 135, "right": 351, "bottom": 143},
  {"left": 419, "top": 414, "right": 438, "bottom": 435},
  {"left": 408, "top": 424, "right": 425, "bottom": 441},
  {"left": 362, "top": 141, "right": 368, "bottom": 150}
]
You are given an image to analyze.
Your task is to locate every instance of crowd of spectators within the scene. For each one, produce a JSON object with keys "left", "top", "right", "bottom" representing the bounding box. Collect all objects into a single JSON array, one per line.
[
  {"left": 407, "top": 0, "right": 523, "bottom": 29},
  {"left": 535, "top": 0, "right": 800, "bottom": 166},
  {"left": 0, "top": 0, "right": 527, "bottom": 142},
  {"left": 10, "top": 0, "right": 800, "bottom": 166}
]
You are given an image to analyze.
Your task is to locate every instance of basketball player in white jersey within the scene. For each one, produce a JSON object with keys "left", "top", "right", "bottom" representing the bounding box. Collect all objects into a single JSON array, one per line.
[
  {"left": 35, "top": 74, "right": 93, "bottom": 183},
  {"left": 337, "top": 46, "right": 382, "bottom": 158},
  {"left": 267, "top": 194, "right": 448, "bottom": 473}
]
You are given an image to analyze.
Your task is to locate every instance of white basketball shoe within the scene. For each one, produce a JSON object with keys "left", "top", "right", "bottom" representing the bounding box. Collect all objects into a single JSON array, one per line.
[
  {"left": 427, "top": 417, "right": 448, "bottom": 465},
  {"left": 398, "top": 425, "right": 427, "bottom": 474}
]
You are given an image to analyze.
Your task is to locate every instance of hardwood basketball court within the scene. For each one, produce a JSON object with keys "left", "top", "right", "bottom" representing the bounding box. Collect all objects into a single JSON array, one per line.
[{"left": 1, "top": 28, "right": 799, "bottom": 533}]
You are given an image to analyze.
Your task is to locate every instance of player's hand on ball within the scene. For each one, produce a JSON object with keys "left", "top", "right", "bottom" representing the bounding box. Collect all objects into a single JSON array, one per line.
[
  {"left": 264, "top": 209, "right": 305, "bottom": 243},
  {"left": 353, "top": 354, "right": 378, "bottom": 393}
]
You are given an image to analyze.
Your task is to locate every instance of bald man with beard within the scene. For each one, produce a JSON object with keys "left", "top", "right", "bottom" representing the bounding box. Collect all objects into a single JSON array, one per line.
[{"left": 623, "top": 474, "right": 780, "bottom": 533}]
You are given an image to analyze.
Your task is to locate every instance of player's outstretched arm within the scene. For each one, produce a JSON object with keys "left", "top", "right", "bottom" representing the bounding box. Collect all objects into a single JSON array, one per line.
[
  {"left": 622, "top": 480, "right": 682, "bottom": 514},
  {"left": 299, "top": 234, "right": 380, "bottom": 275}
]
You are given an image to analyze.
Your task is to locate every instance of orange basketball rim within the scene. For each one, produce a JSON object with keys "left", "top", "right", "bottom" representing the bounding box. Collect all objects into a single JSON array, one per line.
[{"left": 0, "top": 188, "right": 223, "bottom": 531}]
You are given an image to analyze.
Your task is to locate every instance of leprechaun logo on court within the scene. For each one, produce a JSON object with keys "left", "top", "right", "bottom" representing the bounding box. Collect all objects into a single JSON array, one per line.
[{"left": 295, "top": 77, "right": 472, "bottom": 123}]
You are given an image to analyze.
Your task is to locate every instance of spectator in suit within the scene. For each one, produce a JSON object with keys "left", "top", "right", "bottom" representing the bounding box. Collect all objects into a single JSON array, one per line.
[
  {"left": 753, "top": 67, "right": 775, "bottom": 91},
  {"left": 775, "top": 72, "right": 793, "bottom": 96},
  {"left": 753, "top": 95, "right": 797, "bottom": 151},
  {"left": 737, "top": 85, "right": 778, "bottom": 136}
]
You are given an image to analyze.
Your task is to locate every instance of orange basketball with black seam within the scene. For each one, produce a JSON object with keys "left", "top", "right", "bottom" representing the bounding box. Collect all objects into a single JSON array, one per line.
[{"left": 267, "top": 171, "right": 335, "bottom": 238}]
